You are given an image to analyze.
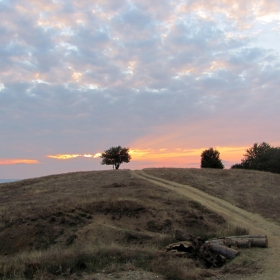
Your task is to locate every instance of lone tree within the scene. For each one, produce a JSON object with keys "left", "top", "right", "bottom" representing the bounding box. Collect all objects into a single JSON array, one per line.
[
  {"left": 201, "top": 148, "right": 224, "bottom": 169},
  {"left": 100, "top": 146, "right": 131, "bottom": 169}
]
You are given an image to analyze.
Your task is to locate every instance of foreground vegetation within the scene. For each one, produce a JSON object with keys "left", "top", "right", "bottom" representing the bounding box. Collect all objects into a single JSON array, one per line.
[{"left": 0, "top": 169, "right": 272, "bottom": 279}]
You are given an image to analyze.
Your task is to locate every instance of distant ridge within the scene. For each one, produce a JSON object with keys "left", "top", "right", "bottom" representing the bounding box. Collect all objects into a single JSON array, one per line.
[{"left": 0, "top": 179, "right": 20, "bottom": 183}]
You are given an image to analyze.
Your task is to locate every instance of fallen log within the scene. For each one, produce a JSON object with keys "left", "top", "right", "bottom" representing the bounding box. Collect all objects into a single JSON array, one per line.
[
  {"left": 225, "top": 238, "right": 251, "bottom": 248},
  {"left": 251, "top": 237, "right": 268, "bottom": 247},
  {"left": 207, "top": 238, "right": 252, "bottom": 248},
  {"left": 226, "top": 235, "right": 266, "bottom": 239},
  {"left": 206, "top": 239, "right": 225, "bottom": 245},
  {"left": 208, "top": 243, "right": 240, "bottom": 259},
  {"left": 225, "top": 237, "right": 268, "bottom": 248},
  {"left": 165, "top": 236, "right": 234, "bottom": 267},
  {"left": 208, "top": 235, "right": 268, "bottom": 248},
  {"left": 168, "top": 233, "right": 268, "bottom": 269},
  {"left": 198, "top": 244, "right": 226, "bottom": 267},
  {"left": 230, "top": 238, "right": 267, "bottom": 248}
]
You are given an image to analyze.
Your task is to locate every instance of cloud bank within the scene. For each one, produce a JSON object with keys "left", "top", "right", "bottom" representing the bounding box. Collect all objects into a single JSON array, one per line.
[{"left": 0, "top": 0, "right": 280, "bottom": 178}]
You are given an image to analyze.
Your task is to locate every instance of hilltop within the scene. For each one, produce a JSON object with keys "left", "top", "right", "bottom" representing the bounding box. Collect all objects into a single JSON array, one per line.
[
  {"left": 0, "top": 179, "right": 20, "bottom": 184},
  {"left": 0, "top": 168, "right": 280, "bottom": 280}
]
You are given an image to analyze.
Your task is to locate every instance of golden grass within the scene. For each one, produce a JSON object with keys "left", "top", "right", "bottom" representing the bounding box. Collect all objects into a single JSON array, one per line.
[
  {"left": 0, "top": 169, "right": 264, "bottom": 279},
  {"left": 144, "top": 168, "right": 280, "bottom": 224}
]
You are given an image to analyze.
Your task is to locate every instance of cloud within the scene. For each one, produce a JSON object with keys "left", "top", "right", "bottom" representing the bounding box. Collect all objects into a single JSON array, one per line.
[
  {"left": 47, "top": 153, "right": 100, "bottom": 159},
  {"left": 0, "top": 159, "right": 39, "bottom": 165},
  {"left": 1, "top": 0, "right": 280, "bottom": 178}
]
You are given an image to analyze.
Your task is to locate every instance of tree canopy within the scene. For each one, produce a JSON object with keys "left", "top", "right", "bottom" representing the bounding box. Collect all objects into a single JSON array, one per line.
[
  {"left": 231, "top": 142, "right": 280, "bottom": 174},
  {"left": 201, "top": 148, "right": 224, "bottom": 169},
  {"left": 100, "top": 146, "right": 131, "bottom": 169}
]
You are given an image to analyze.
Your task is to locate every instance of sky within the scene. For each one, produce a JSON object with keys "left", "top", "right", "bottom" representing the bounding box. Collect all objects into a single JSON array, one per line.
[{"left": 1, "top": 0, "right": 280, "bottom": 179}]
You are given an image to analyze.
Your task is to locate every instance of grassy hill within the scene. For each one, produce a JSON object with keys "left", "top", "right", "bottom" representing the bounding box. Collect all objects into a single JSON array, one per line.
[
  {"left": 0, "top": 168, "right": 279, "bottom": 279},
  {"left": 144, "top": 168, "right": 280, "bottom": 224}
]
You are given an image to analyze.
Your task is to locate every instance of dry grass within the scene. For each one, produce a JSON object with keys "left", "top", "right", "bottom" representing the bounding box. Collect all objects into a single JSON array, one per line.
[
  {"left": 0, "top": 169, "right": 264, "bottom": 279},
  {"left": 144, "top": 168, "right": 280, "bottom": 224}
]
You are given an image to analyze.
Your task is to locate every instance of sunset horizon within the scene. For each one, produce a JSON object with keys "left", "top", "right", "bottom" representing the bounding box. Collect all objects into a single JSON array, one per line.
[
  {"left": 1, "top": 0, "right": 279, "bottom": 179},
  {"left": 0, "top": 143, "right": 275, "bottom": 179}
]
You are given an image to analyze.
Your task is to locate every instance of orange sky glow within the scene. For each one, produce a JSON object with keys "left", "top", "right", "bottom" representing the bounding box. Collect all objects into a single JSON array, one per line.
[
  {"left": 130, "top": 146, "right": 247, "bottom": 167},
  {"left": 46, "top": 146, "right": 247, "bottom": 168},
  {"left": 0, "top": 159, "right": 39, "bottom": 165},
  {"left": 47, "top": 153, "right": 101, "bottom": 159}
]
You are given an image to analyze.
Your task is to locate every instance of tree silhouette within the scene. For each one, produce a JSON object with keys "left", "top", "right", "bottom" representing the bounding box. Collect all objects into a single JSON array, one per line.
[
  {"left": 100, "top": 146, "right": 131, "bottom": 169},
  {"left": 201, "top": 148, "right": 224, "bottom": 169},
  {"left": 231, "top": 142, "right": 280, "bottom": 173}
]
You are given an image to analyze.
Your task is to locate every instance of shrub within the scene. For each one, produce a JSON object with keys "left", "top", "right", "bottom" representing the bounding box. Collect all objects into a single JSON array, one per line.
[{"left": 201, "top": 148, "right": 224, "bottom": 169}]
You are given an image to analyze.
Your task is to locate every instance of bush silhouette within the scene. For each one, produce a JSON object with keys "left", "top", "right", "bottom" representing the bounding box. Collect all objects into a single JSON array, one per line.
[{"left": 201, "top": 148, "right": 224, "bottom": 169}]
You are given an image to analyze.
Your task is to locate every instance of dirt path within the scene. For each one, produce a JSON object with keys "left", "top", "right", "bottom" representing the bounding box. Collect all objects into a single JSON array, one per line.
[{"left": 132, "top": 170, "right": 280, "bottom": 280}]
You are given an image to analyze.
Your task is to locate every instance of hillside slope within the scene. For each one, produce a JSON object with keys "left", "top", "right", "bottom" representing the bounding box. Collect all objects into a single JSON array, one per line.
[
  {"left": 1, "top": 168, "right": 278, "bottom": 279},
  {"left": 144, "top": 168, "right": 280, "bottom": 224},
  {"left": 138, "top": 168, "right": 280, "bottom": 279}
]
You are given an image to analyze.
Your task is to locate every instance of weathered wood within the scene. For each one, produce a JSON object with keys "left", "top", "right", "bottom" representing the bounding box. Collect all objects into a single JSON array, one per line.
[
  {"left": 226, "top": 237, "right": 268, "bottom": 248},
  {"left": 226, "top": 235, "right": 266, "bottom": 239},
  {"left": 166, "top": 238, "right": 227, "bottom": 267},
  {"left": 228, "top": 239, "right": 251, "bottom": 248},
  {"left": 208, "top": 238, "right": 251, "bottom": 248},
  {"left": 251, "top": 238, "right": 268, "bottom": 247},
  {"left": 165, "top": 242, "right": 193, "bottom": 253},
  {"left": 245, "top": 238, "right": 267, "bottom": 248},
  {"left": 208, "top": 244, "right": 240, "bottom": 259},
  {"left": 167, "top": 234, "right": 267, "bottom": 269},
  {"left": 206, "top": 239, "right": 225, "bottom": 246},
  {"left": 197, "top": 244, "right": 226, "bottom": 267},
  {"left": 208, "top": 235, "right": 267, "bottom": 248},
  {"left": 207, "top": 239, "right": 230, "bottom": 244}
]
